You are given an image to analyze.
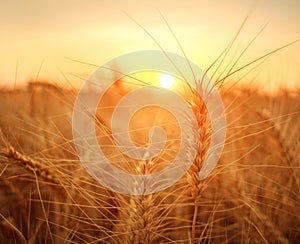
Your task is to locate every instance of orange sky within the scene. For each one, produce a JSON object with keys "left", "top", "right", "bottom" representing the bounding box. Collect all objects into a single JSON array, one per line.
[{"left": 0, "top": 0, "right": 299, "bottom": 92}]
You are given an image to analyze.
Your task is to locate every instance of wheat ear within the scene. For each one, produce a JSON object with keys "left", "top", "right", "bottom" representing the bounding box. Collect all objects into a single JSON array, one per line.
[
  {"left": 113, "top": 159, "right": 156, "bottom": 243},
  {"left": 186, "top": 92, "right": 212, "bottom": 241},
  {"left": 1, "top": 145, "right": 60, "bottom": 185}
]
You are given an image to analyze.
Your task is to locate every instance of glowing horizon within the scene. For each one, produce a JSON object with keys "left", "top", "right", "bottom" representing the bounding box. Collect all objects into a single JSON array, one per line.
[{"left": 0, "top": 0, "right": 299, "bottom": 92}]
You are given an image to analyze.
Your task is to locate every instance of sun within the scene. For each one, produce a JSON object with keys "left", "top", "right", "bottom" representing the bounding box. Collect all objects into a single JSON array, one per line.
[{"left": 159, "top": 74, "right": 174, "bottom": 88}]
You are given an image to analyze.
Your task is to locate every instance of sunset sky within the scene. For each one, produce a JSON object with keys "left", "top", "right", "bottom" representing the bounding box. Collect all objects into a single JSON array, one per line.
[{"left": 0, "top": 0, "right": 299, "bottom": 91}]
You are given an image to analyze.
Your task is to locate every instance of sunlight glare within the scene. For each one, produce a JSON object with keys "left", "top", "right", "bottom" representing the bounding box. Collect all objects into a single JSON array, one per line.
[{"left": 159, "top": 74, "right": 174, "bottom": 88}]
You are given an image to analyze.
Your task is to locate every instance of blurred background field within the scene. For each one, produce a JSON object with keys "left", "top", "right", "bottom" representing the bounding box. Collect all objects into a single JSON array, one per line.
[{"left": 0, "top": 81, "right": 299, "bottom": 243}]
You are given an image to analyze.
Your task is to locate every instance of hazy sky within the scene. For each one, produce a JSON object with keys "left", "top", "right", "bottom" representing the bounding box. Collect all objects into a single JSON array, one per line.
[{"left": 0, "top": 0, "right": 299, "bottom": 90}]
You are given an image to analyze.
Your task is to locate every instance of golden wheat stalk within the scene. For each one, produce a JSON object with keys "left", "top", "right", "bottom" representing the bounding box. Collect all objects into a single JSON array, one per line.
[
  {"left": 111, "top": 159, "right": 157, "bottom": 243},
  {"left": 185, "top": 91, "right": 212, "bottom": 241},
  {"left": 1, "top": 145, "right": 60, "bottom": 185}
]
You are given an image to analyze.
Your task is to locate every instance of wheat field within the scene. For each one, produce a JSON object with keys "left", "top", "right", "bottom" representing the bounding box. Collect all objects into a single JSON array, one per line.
[
  {"left": 0, "top": 5, "right": 299, "bottom": 241},
  {"left": 0, "top": 74, "right": 299, "bottom": 243}
]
